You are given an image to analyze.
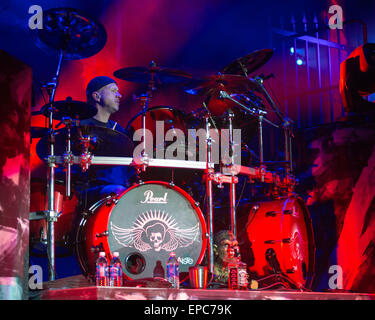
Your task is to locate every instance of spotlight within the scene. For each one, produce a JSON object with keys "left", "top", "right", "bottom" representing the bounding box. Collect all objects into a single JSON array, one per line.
[{"left": 296, "top": 57, "right": 304, "bottom": 66}]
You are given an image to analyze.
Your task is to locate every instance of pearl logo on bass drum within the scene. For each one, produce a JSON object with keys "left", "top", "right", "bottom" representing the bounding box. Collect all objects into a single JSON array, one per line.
[
  {"left": 140, "top": 190, "right": 168, "bottom": 204},
  {"left": 110, "top": 210, "right": 200, "bottom": 252}
]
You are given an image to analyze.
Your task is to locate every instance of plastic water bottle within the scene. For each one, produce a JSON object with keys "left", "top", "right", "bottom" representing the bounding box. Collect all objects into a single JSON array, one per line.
[
  {"left": 109, "top": 252, "right": 123, "bottom": 287},
  {"left": 96, "top": 252, "right": 109, "bottom": 286},
  {"left": 166, "top": 252, "right": 179, "bottom": 289}
]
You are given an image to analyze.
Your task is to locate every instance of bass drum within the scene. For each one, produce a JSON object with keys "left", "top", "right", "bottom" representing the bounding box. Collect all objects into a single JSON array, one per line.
[
  {"left": 76, "top": 181, "right": 207, "bottom": 281},
  {"left": 239, "top": 196, "right": 315, "bottom": 289}
]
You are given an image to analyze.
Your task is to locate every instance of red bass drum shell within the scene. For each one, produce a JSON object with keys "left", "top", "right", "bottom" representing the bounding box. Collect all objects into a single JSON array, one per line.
[{"left": 239, "top": 196, "right": 315, "bottom": 289}]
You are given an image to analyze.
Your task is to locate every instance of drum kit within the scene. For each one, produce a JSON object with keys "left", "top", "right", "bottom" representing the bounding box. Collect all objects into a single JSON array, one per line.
[{"left": 30, "top": 8, "right": 315, "bottom": 289}]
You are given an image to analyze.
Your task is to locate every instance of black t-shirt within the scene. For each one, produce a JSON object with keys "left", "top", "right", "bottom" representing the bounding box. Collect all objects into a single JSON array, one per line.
[
  {"left": 79, "top": 118, "right": 128, "bottom": 136},
  {"left": 74, "top": 118, "right": 135, "bottom": 187}
]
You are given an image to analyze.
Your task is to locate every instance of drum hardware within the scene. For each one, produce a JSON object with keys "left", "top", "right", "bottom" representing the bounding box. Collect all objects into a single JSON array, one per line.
[
  {"left": 253, "top": 76, "right": 295, "bottom": 176},
  {"left": 79, "top": 135, "right": 94, "bottom": 172},
  {"left": 114, "top": 62, "right": 192, "bottom": 173},
  {"left": 227, "top": 110, "right": 238, "bottom": 240},
  {"left": 30, "top": 7, "right": 107, "bottom": 281},
  {"left": 61, "top": 117, "right": 76, "bottom": 198},
  {"left": 265, "top": 248, "right": 282, "bottom": 274},
  {"left": 264, "top": 238, "right": 292, "bottom": 244},
  {"left": 204, "top": 116, "right": 215, "bottom": 277},
  {"left": 95, "top": 231, "right": 109, "bottom": 238}
]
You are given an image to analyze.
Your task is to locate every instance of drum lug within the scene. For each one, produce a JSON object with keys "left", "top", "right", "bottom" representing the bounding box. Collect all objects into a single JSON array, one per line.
[
  {"left": 169, "top": 181, "right": 175, "bottom": 187},
  {"left": 265, "top": 211, "right": 277, "bottom": 217},
  {"left": 251, "top": 204, "right": 260, "bottom": 213},
  {"left": 81, "top": 210, "right": 90, "bottom": 217},
  {"left": 195, "top": 201, "right": 200, "bottom": 207},
  {"left": 91, "top": 243, "right": 104, "bottom": 253},
  {"left": 106, "top": 198, "right": 119, "bottom": 206},
  {"left": 96, "top": 231, "right": 109, "bottom": 238},
  {"left": 264, "top": 238, "right": 291, "bottom": 244}
]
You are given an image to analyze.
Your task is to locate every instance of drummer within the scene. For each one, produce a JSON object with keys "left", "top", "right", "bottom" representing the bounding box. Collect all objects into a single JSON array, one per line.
[
  {"left": 81, "top": 76, "right": 127, "bottom": 134},
  {"left": 77, "top": 76, "right": 135, "bottom": 208}
]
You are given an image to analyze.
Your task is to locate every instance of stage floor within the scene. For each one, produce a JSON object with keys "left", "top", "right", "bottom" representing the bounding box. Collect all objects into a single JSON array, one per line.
[{"left": 36, "top": 275, "right": 375, "bottom": 300}]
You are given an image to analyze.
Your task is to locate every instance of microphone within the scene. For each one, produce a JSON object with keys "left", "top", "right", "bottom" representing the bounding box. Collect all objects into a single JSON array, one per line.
[{"left": 265, "top": 248, "right": 281, "bottom": 274}]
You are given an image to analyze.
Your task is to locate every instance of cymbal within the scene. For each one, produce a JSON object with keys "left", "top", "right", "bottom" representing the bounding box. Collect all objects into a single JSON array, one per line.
[
  {"left": 31, "top": 7, "right": 107, "bottom": 60},
  {"left": 184, "top": 74, "right": 257, "bottom": 95},
  {"left": 113, "top": 65, "right": 192, "bottom": 85},
  {"left": 221, "top": 49, "right": 274, "bottom": 76},
  {"left": 125, "top": 105, "right": 187, "bottom": 137},
  {"left": 40, "top": 97, "right": 97, "bottom": 120},
  {"left": 36, "top": 125, "right": 134, "bottom": 160}
]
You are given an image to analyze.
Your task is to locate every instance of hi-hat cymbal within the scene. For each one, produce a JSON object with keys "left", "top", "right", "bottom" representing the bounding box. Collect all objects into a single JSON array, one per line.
[
  {"left": 31, "top": 7, "right": 107, "bottom": 60},
  {"left": 114, "top": 64, "right": 192, "bottom": 85},
  {"left": 184, "top": 74, "right": 257, "bottom": 95},
  {"left": 40, "top": 97, "right": 97, "bottom": 120},
  {"left": 221, "top": 49, "right": 274, "bottom": 76},
  {"left": 36, "top": 125, "right": 134, "bottom": 161}
]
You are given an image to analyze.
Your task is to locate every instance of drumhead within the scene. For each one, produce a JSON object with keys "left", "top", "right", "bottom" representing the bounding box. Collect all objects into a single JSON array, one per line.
[{"left": 76, "top": 181, "right": 207, "bottom": 281}]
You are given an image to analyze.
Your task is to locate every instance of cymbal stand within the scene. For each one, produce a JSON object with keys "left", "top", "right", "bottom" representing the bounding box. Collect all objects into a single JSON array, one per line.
[
  {"left": 205, "top": 115, "right": 215, "bottom": 276},
  {"left": 62, "top": 117, "right": 78, "bottom": 198},
  {"left": 45, "top": 49, "right": 64, "bottom": 281},
  {"left": 227, "top": 111, "right": 237, "bottom": 238},
  {"left": 138, "top": 61, "right": 157, "bottom": 172},
  {"left": 253, "top": 77, "right": 295, "bottom": 175},
  {"left": 219, "top": 90, "right": 278, "bottom": 183}
]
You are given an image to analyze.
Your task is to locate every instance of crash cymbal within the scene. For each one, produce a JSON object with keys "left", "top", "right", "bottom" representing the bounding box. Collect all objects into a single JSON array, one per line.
[
  {"left": 36, "top": 125, "right": 134, "bottom": 160},
  {"left": 184, "top": 74, "right": 257, "bottom": 95},
  {"left": 113, "top": 64, "right": 192, "bottom": 85},
  {"left": 40, "top": 97, "right": 97, "bottom": 120},
  {"left": 31, "top": 7, "right": 107, "bottom": 60},
  {"left": 221, "top": 49, "right": 274, "bottom": 76}
]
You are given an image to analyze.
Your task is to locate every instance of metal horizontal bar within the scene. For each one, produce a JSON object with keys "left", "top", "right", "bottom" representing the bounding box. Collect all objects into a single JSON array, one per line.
[{"left": 272, "top": 28, "right": 353, "bottom": 51}]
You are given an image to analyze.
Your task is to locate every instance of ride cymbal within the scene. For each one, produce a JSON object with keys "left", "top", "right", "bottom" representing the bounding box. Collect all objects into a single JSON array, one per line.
[
  {"left": 184, "top": 74, "right": 257, "bottom": 95},
  {"left": 221, "top": 49, "right": 274, "bottom": 76},
  {"left": 114, "top": 64, "right": 192, "bottom": 85}
]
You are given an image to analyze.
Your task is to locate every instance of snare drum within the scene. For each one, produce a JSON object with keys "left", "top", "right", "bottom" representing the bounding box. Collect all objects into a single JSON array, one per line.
[
  {"left": 75, "top": 181, "right": 207, "bottom": 281},
  {"left": 239, "top": 196, "right": 315, "bottom": 289}
]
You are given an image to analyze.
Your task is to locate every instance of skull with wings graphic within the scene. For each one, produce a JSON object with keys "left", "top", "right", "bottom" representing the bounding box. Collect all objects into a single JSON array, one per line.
[{"left": 110, "top": 210, "right": 200, "bottom": 252}]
